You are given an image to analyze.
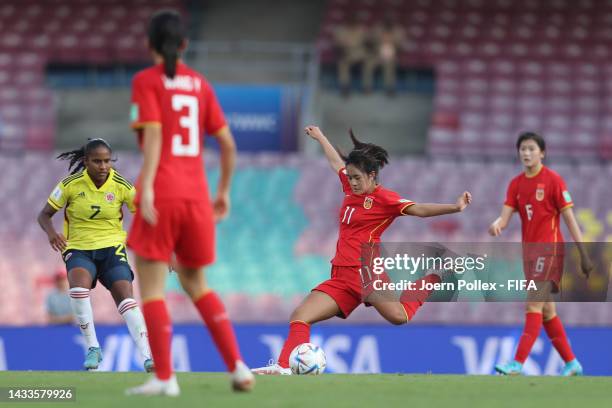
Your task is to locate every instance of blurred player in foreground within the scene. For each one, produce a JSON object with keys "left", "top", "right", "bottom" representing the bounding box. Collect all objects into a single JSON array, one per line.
[
  {"left": 253, "top": 126, "right": 472, "bottom": 375},
  {"left": 125, "top": 10, "right": 254, "bottom": 396},
  {"left": 37, "top": 138, "right": 153, "bottom": 372},
  {"left": 490, "top": 132, "right": 593, "bottom": 376}
]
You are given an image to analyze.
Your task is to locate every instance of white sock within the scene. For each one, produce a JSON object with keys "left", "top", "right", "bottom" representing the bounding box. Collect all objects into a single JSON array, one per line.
[
  {"left": 118, "top": 298, "right": 152, "bottom": 360},
  {"left": 69, "top": 287, "right": 99, "bottom": 348}
]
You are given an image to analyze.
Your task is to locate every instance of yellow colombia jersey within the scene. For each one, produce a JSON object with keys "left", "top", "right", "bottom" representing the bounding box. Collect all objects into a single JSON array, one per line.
[{"left": 47, "top": 168, "right": 136, "bottom": 251}]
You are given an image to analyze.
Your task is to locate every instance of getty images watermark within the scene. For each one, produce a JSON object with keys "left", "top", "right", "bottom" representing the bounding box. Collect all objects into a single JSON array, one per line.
[
  {"left": 368, "top": 253, "right": 536, "bottom": 292},
  {"left": 360, "top": 242, "right": 612, "bottom": 302}
]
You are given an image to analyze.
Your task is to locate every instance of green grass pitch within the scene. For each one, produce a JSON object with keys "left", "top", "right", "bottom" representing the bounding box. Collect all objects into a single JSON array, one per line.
[{"left": 1, "top": 371, "right": 611, "bottom": 408}]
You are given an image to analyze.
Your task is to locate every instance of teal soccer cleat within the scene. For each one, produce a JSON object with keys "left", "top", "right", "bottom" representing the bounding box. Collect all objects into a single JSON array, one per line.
[
  {"left": 143, "top": 358, "right": 155, "bottom": 373},
  {"left": 84, "top": 347, "right": 103, "bottom": 370},
  {"left": 494, "top": 360, "right": 523, "bottom": 375},
  {"left": 561, "top": 359, "right": 583, "bottom": 376}
]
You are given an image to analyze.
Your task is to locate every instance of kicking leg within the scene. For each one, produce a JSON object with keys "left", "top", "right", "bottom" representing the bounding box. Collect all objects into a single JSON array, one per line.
[
  {"left": 371, "top": 300, "right": 410, "bottom": 325},
  {"left": 254, "top": 290, "right": 341, "bottom": 374},
  {"left": 278, "top": 290, "right": 340, "bottom": 369}
]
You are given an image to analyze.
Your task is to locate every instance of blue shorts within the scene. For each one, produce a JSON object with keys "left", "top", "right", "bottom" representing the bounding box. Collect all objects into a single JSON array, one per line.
[{"left": 63, "top": 244, "right": 134, "bottom": 290}]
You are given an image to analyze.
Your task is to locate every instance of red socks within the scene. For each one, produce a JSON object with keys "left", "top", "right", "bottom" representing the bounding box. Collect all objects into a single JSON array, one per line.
[
  {"left": 514, "top": 313, "right": 576, "bottom": 364},
  {"left": 400, "top": 275, "right": 441, "bottom": 321},
  {"left": 278, "top": 321, "right": 310, "bottom": 368},
  {"left": 144, "top": 292, "right": 243, "bottom": 379},
  {"left": 194, "top": 291, "right": 242, "bottom": 372},
  {"left": 142, "top": 299, "right": 173, "bottom": 380},
  {"left": 514, "top": 312, "right": 543, "bottom": 363},
  {"left": 544, "top": 315, "right": 576, "bottom": 363}
]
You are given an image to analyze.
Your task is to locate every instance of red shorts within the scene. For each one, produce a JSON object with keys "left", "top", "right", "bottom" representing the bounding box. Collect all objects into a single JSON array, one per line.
[
  {"left": 127, "top": 200, "right": 215, "bottom": 268},
  {"left": 313, "top": 265, "right": 387, "bottom": 318},
  {"left": 523, "top": 254, "right": 564, "bottom": 292}
]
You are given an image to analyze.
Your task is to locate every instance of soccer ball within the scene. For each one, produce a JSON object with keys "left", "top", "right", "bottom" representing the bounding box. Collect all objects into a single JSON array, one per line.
[{"left": 289, "top": 343, "right": 326, "bottom": 375}]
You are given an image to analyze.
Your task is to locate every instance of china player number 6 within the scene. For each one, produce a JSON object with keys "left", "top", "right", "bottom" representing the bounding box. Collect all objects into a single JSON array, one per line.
[
  {"left": 171, "top": 94, "right": 199, "bottom": 157},
  {"left": 525, "top": 204, "right": 533, "bottom": 221}
]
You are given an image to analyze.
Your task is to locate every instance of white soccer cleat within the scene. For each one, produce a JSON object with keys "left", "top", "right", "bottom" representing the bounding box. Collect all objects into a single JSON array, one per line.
[
  {"left": 231, "top": 360, "right": 256, "bottom": 392},
  {"left": 251, "top": 360, "right": 292, "bottom": 376},
  {"left": 125, "top": 375, "right": 180, "bottom": 397}
]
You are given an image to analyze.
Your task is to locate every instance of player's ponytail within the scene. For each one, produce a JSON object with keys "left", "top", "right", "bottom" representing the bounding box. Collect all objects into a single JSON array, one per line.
[
  {"left": 57, "top": 138, "right": 113, "bottom": 174},
  {"left": 339, "top": 129, "right": 389, "bottom": 180},
  {"left": 162, "top": 42, "right": 179, "bottom": 79},
  {"left": 148, "top": 9, "right": 185, "bottom": 79},
  {"left": 56, "top": 147, "right": 86, "bottom": 175}
]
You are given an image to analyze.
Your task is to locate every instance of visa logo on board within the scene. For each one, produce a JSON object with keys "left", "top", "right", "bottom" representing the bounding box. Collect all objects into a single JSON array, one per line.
[{"left": 452, "top": 336, "right": 564, "bottom": 375}]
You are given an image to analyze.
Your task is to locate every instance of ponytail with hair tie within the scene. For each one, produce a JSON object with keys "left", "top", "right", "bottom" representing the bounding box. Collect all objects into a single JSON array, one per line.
[
  {"left": 161, "top": 42, "right": 179, "bottom": 78},
  {"left": 148, "top": 9, "right": 185, "bottom": 79},
  {"left": 339, "top": 129, "right": 389, "bottom": 180}
]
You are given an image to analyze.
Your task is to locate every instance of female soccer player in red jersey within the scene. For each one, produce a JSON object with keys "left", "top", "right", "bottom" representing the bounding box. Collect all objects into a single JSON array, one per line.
[
  {"left": 253, "top": 126, "right": 472, "bottom": 375},
  {"left": 489, "top": 132, "right": 593, "bottom": 376},
  {"left": 125, "top": 10, "right": 254, "bottom": 395}
]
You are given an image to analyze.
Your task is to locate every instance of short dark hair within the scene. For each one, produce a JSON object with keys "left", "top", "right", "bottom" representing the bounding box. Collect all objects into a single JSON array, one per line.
[
  {"left": 516, "top": 131, "right": 545, "bottom": 152},
  {"left": 339, "top": 129, "right": 389, "bottom": 179},
  {"left": 148, "top": 10, "right": 185, "bottom": 79},
  {"left": 56, "top": 138, "right": 112, "bottom": 174}
]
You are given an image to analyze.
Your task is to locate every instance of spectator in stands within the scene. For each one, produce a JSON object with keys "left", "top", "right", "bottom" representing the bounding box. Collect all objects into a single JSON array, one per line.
[
  {"left": 45, "top": 270, "right": 73, "bottom": 325},
  {"left": 367, "top": 13, "right": 405, "bottom": 96},
  {"left": 334, "top": 14, "right": 372, "bottom": 96}
]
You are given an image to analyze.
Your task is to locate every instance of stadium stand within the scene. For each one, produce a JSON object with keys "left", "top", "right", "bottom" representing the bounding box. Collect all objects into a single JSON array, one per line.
[
  {"left": 0, "top": 0, "right": 185, "bottom": 151},
  {"left": 317, "top": 0, "right": 612, "bottom": 159}
]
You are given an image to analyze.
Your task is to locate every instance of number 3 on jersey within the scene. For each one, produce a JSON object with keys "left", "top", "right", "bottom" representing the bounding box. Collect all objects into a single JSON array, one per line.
[{"left": 171, "top": 94, "right": 199, "bottom": 157}]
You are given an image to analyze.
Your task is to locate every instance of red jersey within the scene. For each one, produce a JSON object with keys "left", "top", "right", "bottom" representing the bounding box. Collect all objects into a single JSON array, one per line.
[
  {"left": 332, "top": 168, "right": 415, "bottom": 266},
  {"left": 504, "top": 166, "right": 574, "bottom": 243},
  {"left": 130, "top": 62, "right": 226, "bottom": 202}
]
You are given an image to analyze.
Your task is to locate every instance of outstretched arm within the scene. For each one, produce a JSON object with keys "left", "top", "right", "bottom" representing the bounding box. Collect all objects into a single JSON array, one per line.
[
  {"left": 488, "top": 205, "right": 515, "bottom": 237},
  {"left": 561, "top": 207, "right": 593, "bottom": 277},
  {"left": 305, "top": 125, "right": 344, "bottom": 173},
  {"left": 403, "top": 191, "right": 472, "bottom": 217}
]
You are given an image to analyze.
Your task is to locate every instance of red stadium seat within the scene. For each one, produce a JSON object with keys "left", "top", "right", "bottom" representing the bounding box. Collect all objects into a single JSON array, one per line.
[
  {"left": 318, "top": 0, "right": 610, "bottom": 158},
  {"left": 0, "top": 0, "right": 186, "bottom": 156}
]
